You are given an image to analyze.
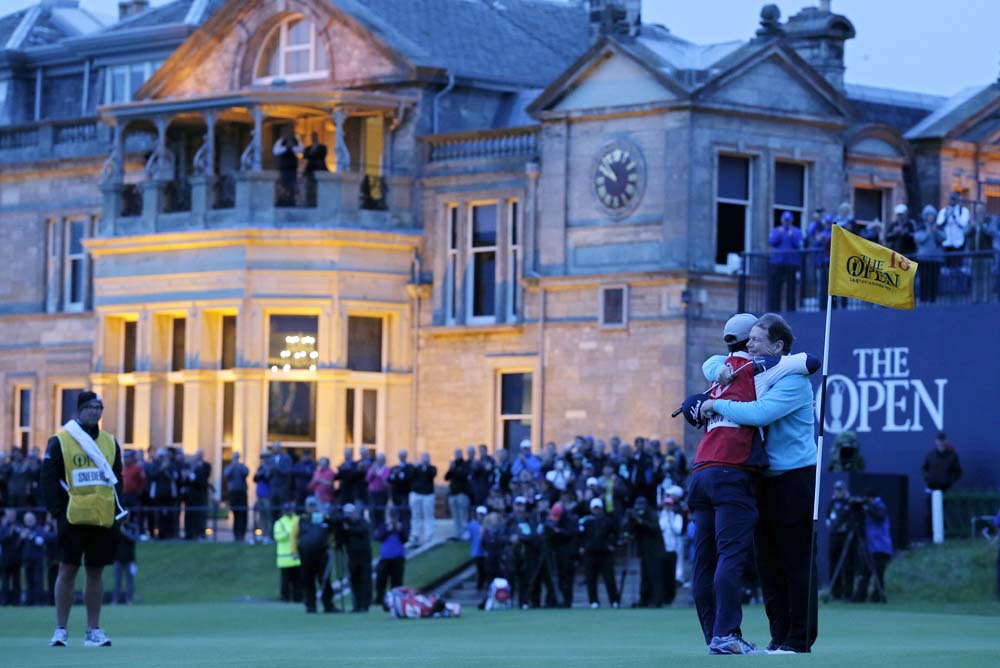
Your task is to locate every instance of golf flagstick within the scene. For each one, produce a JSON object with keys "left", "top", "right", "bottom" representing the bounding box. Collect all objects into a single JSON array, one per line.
[{"left": 805, "top": 293, "right": 833, "bottom": 649}]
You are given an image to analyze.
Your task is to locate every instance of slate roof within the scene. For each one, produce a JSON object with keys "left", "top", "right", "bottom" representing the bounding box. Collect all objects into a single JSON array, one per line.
[
  {"left": 845, "top": 83, "right": 946, "bottom": 133},
  {"left": 0, "top": 3, "right": 106, "bottom": 50},
  {"left": 335, "top": 0, "right": 590, "bottom": 87},
  {"left": 905, "top": 84, "right": 1000, "bottom": 140},
  {"left": 105, "top": 0, "right": 225, "bottom": 32},
  {"left": 625, "top": 24, "right": 743, "bottom": 87},
  {"left": 0, "top": 9, "right": 30, "bottom": 49}
]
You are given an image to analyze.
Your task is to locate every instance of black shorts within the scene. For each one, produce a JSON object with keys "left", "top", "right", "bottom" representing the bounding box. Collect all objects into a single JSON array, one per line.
[{"left": 57, "top": 520, "right": 117, "bottom": 568}]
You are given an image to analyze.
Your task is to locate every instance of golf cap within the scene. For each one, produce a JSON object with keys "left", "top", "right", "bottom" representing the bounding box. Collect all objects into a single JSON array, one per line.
[
  {"left": 590, "top": 498, "right": 604, "bottom": 510},
  {"left": 894, "top": 204, "right": 908, "bottom": 215},
  {"left": 77, "top": 391, "right": 102, "bottom": 410},
  {"left": 513, "top": 496, "right": 527, "bottom": 505},
  {"left": 342, "top": 503, "right": 356, "bottom": 513},
  {"left": 723, "top": 313, "right": 757, "bottom": 344},
  {"left": 475, "top": 506, "right": 488, "bottom": 515},
  {"left": 586, "top": 476, "right": 599, "bottom": 487},
  {"left": 834, "top": 481, "right": 845, "bottom": 489}
]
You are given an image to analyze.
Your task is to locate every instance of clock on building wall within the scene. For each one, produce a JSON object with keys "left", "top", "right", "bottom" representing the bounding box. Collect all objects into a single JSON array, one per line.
[{"left": 592, "top": 139, "right": 645, "bottom": 219}]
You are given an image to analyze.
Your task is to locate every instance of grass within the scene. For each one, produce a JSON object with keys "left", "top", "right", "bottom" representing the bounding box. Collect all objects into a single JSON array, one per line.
[
  {"left": 112, "top": 539, "right": 470, "bottom": 604},
  {"left": 884, "top": 538, "right": 999, "bottom": 614},
  {"left": 3, "top": 604, "right": 1000, "bottom": 668}
]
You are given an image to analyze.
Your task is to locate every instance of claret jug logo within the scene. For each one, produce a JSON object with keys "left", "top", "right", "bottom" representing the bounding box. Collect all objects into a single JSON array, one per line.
[
  {"left": 817, "top": 347, "right": 947, "bottom": 434},
  {"left": 844, "top": 252, "right": 912, "bottom": 291}
]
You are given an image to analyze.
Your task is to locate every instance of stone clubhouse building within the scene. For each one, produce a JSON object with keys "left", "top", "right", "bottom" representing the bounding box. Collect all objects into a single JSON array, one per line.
[{"left": 3, "top": 0, "right": 1000, "bottom": 493}]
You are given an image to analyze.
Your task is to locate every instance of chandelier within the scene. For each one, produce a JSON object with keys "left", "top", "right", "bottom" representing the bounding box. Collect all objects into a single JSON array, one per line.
[{"left": 270, "top": 334, "right": 318, "bottom": 373}]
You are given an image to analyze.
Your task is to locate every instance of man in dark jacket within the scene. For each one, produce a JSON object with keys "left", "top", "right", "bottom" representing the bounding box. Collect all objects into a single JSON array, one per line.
[
  {"left": 148, "top": 449, "right": 178, "bottom": 539},
  {"left": 579, "top": 498, "right": 620, "bottom": 608},
  {"left": 298, "top": 497, "right": 337, "bottom": 614},
  {"left": 922, "top": 433, "right": 962, "bottom": 492},
  {"left": 504, "top": 496, "right": 540, "bottom": 609},
  {"left": 223, "top": 452, "right": 250, "bottom": 542},
  {"left": 0, "top": 509, "right": 22, "bottom": 605},
  {"left": 335, "top": 448, "right": 363, "bottom": 505},
  {"left": 410, "top": 453, "right": 437, "bottom": 547},
  {"left": 182, "top": 450, "right": 211, "bottom": 541},
  {"left": 444, "top": 449, "right": 471, "bottom": 539},
  {"left": 625, "top": 496, "right": 666, "bottom": 607},
  {"left": 545, "top": 499, "right": 578, "bottom": 608},
  {"left": 338, "top": 503, "right": 372, "bottom": 612},
  {"left": 268, "top": 445, "right": 294, "bottom": 527},
  {"left": 388, "top": 449, "right": 414, "bottom": 525}
]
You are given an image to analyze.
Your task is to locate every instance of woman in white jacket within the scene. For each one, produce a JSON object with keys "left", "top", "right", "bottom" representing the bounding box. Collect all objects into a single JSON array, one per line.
[{"left": 659, "top": 498, "right": 685, "bottom": 605}]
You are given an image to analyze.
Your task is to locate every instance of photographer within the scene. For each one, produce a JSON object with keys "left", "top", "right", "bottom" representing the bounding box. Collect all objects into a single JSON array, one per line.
[
  {"left": 854, "top": 493, "right": 892, "bottom": 603},
  {"left": 825, "top": 481, "right": 854, "bottom": 600},
  {"left": 504, "top": 496, "right": 540, "bottom": 609},
  {"left": 338, "top": 503, "right": 373, "bottom": 612},
  {"left": 579, "top": 498, "right": 620, "bottom": 609},
  {"left": 298, "top": 497, "right": 336, "bottom": 614},
  {"left": 374, "top": 507, "right": 409, "bottom": 610},
  {"left": 625, "top": 497, "right": 666, "bottom": 607}
]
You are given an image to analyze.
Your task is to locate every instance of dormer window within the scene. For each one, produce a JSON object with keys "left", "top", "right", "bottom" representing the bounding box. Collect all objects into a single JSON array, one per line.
[{"left": 255, "top": 17, "right": 330, "bottom": 83}]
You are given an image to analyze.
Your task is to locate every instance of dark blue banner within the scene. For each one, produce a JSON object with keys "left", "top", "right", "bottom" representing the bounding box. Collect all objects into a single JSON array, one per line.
[{"left": 785, "top": 304, "right": 1000, "bottom": 544}]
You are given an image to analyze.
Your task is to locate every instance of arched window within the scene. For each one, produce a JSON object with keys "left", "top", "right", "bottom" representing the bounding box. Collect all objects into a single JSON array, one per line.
[{"left": 255, "top": 17, "right": 330, "bottom": 83}]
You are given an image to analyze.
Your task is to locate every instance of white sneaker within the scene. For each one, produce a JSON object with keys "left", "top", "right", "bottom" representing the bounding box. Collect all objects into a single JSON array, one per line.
[
  {"left": 50, "top": 627, "right": 68, "bottom": 647},
  {"left": 84, "top": 628, "right": 112, "bottom": 647}
]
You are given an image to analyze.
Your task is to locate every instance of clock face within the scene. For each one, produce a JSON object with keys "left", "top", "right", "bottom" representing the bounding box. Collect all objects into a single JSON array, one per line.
[{"left": 593, "top": 141, "right": 644, "bottom": 217}]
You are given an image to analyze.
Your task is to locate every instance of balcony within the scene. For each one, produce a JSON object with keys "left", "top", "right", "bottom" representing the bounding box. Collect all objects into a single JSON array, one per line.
[
  {"left": 96, "top": 89, "right": 416, "bottom": 237},
  {"left": 0, "top": 117, "right": 115, "bottom": 165},
  {"left": 737, "top": 248, "right": 999, "bottom": 313}
]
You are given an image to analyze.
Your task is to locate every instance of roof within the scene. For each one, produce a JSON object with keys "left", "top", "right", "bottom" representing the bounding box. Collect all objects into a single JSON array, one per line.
[
  {"left": 105, "top": 0, "right": 224, "bottom": 32},
  {"left": 845, "top": 83, "right": 946, "bottom": 133},
  {"left": 0, "top": 2, "right": 106, "bottom": 50},
  {"left": 335, "top": 0, "right": 590, "bottom": 87},
  {"left": 627, "top": 24, "right": 743, "bottom": 84},
  {"left": 904, "top": 84, "right": 1000, "bottom": 140}
]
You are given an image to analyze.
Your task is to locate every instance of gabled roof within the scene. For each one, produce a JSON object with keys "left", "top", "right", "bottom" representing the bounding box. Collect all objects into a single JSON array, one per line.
[
  {"left": 0, "top": 1, "right": 105, "bottom": 51},
  {"left": 335, "top": 0, "right": 590, "bottom": 87},
  {"left": 904, "top": 84, "right": 1000, "bottom": 141}
]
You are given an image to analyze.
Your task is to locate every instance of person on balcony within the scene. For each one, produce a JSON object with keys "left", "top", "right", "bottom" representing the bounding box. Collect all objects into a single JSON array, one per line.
[
  {"left": 805, "top": 210, "right": 833, "bottom": 308},
  {"left": 936, "top": 191, "right": 970, "bottom": 268},
  {"left": 303, "top": 132, "right": 328, "bottom": 206},
  {"left": 273, "top": 132, "right": 303, "bottom": 207},
  {"left": 768, "top": 211, "right": 803, "bottom": 312},
  {"left": 914, "top": 206, "right": 944, "bottom": 304},
  {"left": 886, "top": 204, "right": 917, "bottom": 256},
  {"left": 967, "top": 204, "right": 995, "bottom": 303}
]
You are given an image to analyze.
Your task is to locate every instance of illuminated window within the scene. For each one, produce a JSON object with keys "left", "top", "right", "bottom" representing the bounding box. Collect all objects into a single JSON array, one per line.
[
  {"left": 255, "top": 18, "right": 330, "bottom": 83},
  {"left": 268, "top": 315, "right": 319, "bottom": 373}
]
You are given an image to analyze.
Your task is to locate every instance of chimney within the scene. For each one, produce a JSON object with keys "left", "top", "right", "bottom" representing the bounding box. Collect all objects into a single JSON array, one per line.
[
  {"left": 588, "top": 0, "right": 640, "bottom": 41},
  {"left": 783, "top": 3, "right": 856, "bottom": 91},
  {"left": 118, "top": 0, "right": 150, "bottom": 20}
]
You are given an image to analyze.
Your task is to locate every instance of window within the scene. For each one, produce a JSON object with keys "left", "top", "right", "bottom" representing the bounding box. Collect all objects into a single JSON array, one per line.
[
  {"left": 221, "top": 315, "right": 237, "bottom": 370},
  {"left": 716, "top": 155, "right": 751, "bottom": 268},
  {"left": 59, "top": 388, "right": 84, "bottom": 426},
  {"left": 344, "top": 387, "right": 378, "bottom": 449},
  {"left": 498, "top": 373, "right": 532, "bottom": 451},
  {"left": 64, "top": 219, "right": 88, "bottom": 310},
  {"left": 268, "top": 315, "right": 319, "bottom": 373},
  {"left": 171, "top": 383, "right": 184, "bottom": 445},
  {"left": 222, "top": 381, "right": 235, "bottom": 444},
  {"left": 268, "top": 381, "right": 316, "bottom": 441},
  {"left": 122, "top": 320, "right": 137, "bottom": 373},
  {"left": 123, "top": 385, "right": 135, "bottom": 445},
  {"left": 774, "top": 162, "right": 806, "bottom": 228},
  {"left": 469, "top": 203, "right": 498, "bottom": 321},
  {"left": 14, "top": 387, "right": 31, "bottom": 451},
  {"left": 347, "top": 316, "right": 384, "bottom": 372},
  {"left": 171, "top": 317, "right": 186, "bottom": 372},
  {"left": 105, "top": 61, "right": 161, "bottom": 104},
  {"left": 255, "top": 18, "right": 330, "bottom": 83},
  {"left": 445, "top": 205, "right": 459, "bottom": 323},
  {"left": 854, "top": 188, "right": 885, "bottom": 223},
  {"left": 600, "top": 286, "right": 628, "bottom": 327},
  {"left": 507, "top": 200, "right": 521, "bottom": 320}
]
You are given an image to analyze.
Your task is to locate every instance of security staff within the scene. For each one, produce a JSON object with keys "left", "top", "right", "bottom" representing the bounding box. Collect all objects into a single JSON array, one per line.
[
  {"left": 273, "top": 502, "right": 302, "bottom": 602},
  {"left": 40, "top": 391, "right": 124, "bottom": 647}
]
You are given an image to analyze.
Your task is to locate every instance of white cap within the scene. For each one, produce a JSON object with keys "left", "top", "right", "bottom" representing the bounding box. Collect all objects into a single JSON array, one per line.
[
  {"left": 475, "top": 505, "right": 488, "bottom": 515},
  {"left": 723, "top": 313, "right": 757, "bottom": 344},
  {"left": 513, "top": 495, "right": 527, "bottom": 505},
  {"left": 586, "top": 476, "right": 599, "bottom": 487},
  {"left": 342, "top": 503, "right": 356, "bottom": 513},
  {"left": 894, "top": 204, "right": 908, "bottom": 215},
  {"left": 519, "top": 439, "right": 532, "bottom": 449},
  {"left": 589, "top": 498, "right": 603, "bottom": 510}
]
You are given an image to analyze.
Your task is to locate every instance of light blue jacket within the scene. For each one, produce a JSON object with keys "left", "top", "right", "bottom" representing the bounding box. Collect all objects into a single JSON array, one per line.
[{"left": 704, "top": 356, "right": 817, "bottom": 474}]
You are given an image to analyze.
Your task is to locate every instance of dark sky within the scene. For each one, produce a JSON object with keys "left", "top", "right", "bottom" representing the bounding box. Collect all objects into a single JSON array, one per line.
[{"left": 6, "top": 0, "right": 998, "bottom": 97}]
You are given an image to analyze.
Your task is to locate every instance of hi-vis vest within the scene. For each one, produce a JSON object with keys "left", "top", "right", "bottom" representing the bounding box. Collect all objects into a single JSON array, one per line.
[
  {"left": 274, "top": 515, "right": 301, "bottom": 568},
  {"left": 57, "top": 429, "right": 119, "bottom": 528}
]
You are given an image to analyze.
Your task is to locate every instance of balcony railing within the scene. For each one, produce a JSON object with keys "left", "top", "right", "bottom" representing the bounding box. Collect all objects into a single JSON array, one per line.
[
  {"left": 425, "top": 126, "right": 539, "bottom": 163},
  {"left": 737, "top": 248, "right": 999, "bottom": 313},
  {"left": 102, "top": 168, "right": 414, "bottom": 235},
  {"left": 0, "top": 117, "right": 116, "bottom": 164}
]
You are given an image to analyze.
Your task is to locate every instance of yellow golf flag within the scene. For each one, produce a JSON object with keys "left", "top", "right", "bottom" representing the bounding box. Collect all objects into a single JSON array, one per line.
[{"left": 829, "top": 225, "right": 918, "bottom": 310}]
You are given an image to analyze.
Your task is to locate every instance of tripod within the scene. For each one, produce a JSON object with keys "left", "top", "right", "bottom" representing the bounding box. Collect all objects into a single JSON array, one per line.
[{"left": 824, "top": 522, "right": 885, "bottom": 603}]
